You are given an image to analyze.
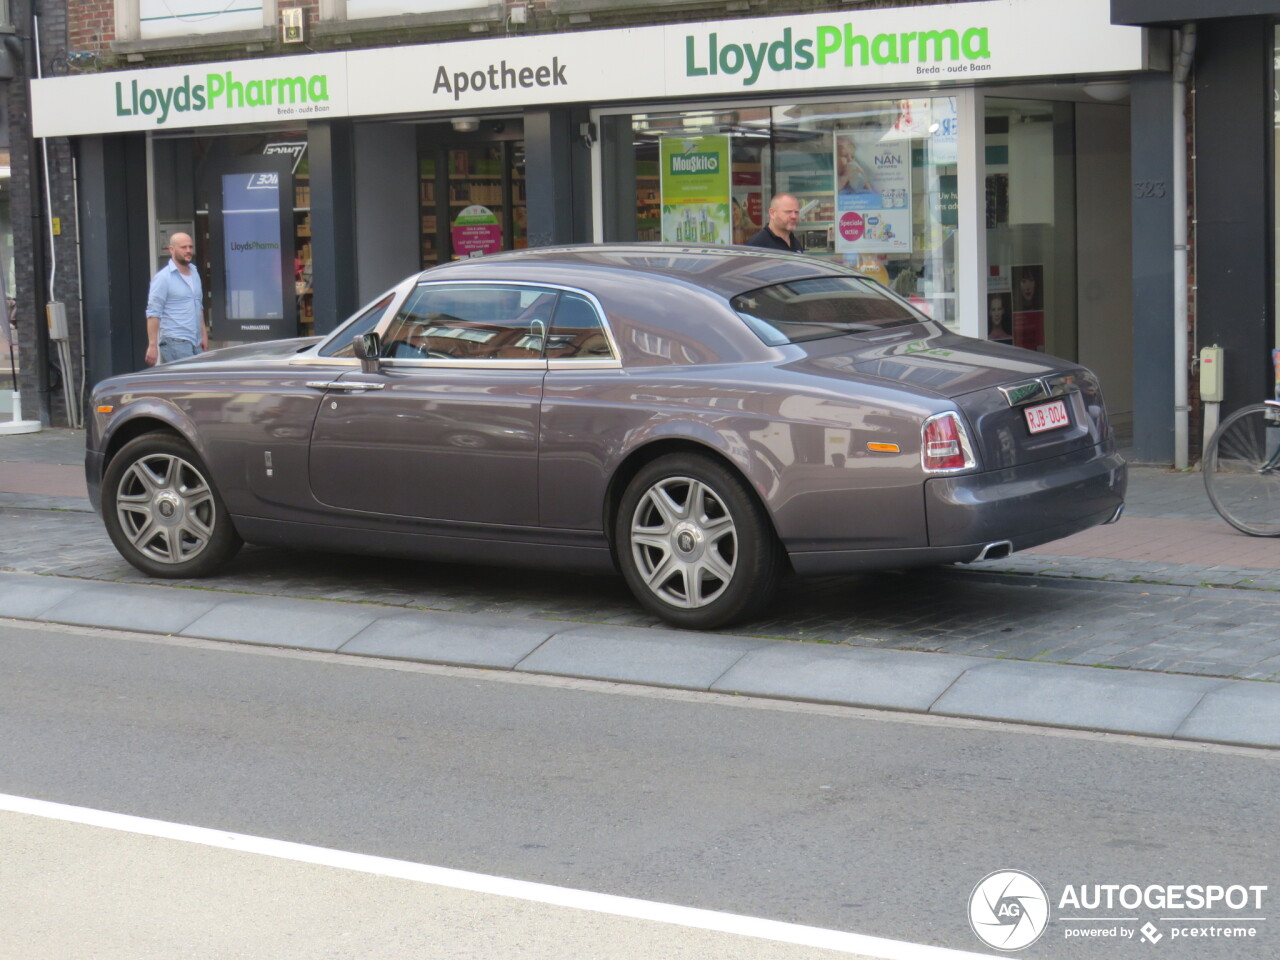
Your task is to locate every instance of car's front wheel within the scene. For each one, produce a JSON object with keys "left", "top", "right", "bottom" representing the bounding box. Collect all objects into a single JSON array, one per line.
[
  {"left": 101, "top": 433, "right": 242, "bottom": 578},
  {"left": 616, "top": 453, "right": 779, "bottom": 629}
]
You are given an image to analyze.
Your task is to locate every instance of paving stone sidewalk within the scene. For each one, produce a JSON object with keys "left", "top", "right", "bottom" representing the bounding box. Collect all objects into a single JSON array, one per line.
[{"left": 2, "top": 428, "right": 1278, "bottom": 681}]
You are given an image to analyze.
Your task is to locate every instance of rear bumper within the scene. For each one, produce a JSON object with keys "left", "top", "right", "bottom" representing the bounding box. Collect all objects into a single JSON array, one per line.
[
  {"left": 924, "top": 446, "right": 1126, "bottom": 551},
  {"left": 786, "top": 446, "right": 1125, "bottom": 576}
]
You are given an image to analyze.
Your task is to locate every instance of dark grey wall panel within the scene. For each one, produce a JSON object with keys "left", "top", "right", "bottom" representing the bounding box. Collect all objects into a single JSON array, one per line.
[
  {"left": 309, "top": 121, "right": 359, "bottom": 334},
  {"left": 76, "top": 134, "right": 150, "bottom": 383},
  {"left": 354, "top": 122, "right": 419, "bottom": 304},
  {"left": 1127, "top": 73, "right": 1176, "bottom": 462},
  {"left": 1193, "top": 17, "right": 1274, "bottom": 417}
]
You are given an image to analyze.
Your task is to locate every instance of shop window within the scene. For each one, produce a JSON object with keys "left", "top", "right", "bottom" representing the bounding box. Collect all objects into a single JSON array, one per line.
[
  {"left": 316, "top": 0, "right": 502, "bottom": 28},
  {"left": 115, "top": 0, "right": 275, "bottom": 43},
  {"left": 419, "top": 126, "right": 525, "bottom": 268},
  {"left": 983, "top": 98, "right": 1076, "bottom": 356},
  {"left": 184, "top": 131, "right": 310, "bottom": 343},
  {"left": 621, "top": 98, "right": 960, "bottom": 326}
]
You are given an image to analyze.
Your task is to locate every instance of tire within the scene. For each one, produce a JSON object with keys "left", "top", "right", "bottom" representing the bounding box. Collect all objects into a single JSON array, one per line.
[
  {"left": 1203, "top": 403, "right": 1280, "bottom": 537},
  {"left": 615, "top": 453, "right": 780, "bottom": 629},
  {"left": 101, "top": 433, "right": 243, "bottom": 577}
]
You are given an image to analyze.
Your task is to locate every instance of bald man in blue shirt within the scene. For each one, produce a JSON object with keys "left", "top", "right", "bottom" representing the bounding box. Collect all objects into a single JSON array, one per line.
[{"left": 145, "top": 233, "right": 207, "bottom": 366}]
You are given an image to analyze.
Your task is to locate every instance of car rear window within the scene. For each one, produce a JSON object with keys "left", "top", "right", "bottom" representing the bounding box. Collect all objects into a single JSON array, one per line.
[{"left": 731, "top": 277, "right": 923, "bottom": 345}]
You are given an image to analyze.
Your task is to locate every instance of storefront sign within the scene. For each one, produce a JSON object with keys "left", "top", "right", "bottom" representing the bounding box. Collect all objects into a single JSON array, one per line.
[
  {"left": 660, "top": 136, "right": 732, "bottom": 244},
  {"left": 31, "top": 0, "right": 1146, "bottom": 138}
]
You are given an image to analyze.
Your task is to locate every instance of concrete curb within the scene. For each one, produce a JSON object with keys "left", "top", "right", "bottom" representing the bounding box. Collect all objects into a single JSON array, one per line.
[{"left": 2, "top": 571, "right": 1275, "bottom": 751}]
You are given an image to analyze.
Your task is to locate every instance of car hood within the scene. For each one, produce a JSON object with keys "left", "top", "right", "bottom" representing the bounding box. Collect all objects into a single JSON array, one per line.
[
  {"left": 170, "top": 337, "right": 323, "bottom": 365},
  {"left": 791, "top": 327, "right": 1078, "bottom": 399}
]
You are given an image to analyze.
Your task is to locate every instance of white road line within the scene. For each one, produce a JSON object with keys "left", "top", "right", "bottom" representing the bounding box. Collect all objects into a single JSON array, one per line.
[{"left": 0, "top": 792, "right": 999, "bottom": 960}]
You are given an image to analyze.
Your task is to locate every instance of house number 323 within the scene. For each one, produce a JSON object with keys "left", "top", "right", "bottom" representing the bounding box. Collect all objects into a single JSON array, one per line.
[{"left": 1134, "top": 180, "right": 1168, "bottom": 199}]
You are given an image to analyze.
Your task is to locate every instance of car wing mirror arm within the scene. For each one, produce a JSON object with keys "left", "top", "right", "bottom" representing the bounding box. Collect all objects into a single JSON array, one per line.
[{"left": 354, "top": 332, "right": 382, "bottom": 373}]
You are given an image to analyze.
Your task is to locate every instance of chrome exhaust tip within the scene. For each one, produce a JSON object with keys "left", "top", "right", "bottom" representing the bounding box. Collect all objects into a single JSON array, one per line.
[
  {"left": 1104, "top": 504, "right": 1125, "bottom": 524},
  {"left": 971, "top": 540, "right": 1013, "bottom": 562}
]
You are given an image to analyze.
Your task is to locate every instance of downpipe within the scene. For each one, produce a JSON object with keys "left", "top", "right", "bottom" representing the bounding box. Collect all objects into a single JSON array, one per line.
[{"left": 1173, "top": 24, "right": 1196, "bottom": 470}]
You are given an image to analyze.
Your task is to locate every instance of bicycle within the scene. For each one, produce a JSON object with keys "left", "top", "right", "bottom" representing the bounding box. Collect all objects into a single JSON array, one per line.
[{"left": 1203, "top": 399, "right": 1280, "bottom": 536}]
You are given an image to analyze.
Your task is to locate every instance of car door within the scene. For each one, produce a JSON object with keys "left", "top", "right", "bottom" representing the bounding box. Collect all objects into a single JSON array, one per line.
[{"left": 307, "top": 282, "right": 553, "bottom": 526}]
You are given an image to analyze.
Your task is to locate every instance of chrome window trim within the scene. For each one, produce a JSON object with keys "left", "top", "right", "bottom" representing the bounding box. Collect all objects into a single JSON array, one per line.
[
  {"left": 548, "top": 358, "right": 623, "bottom": 371},
  {"left": 290, "top": 355, "right": 360, "bottom": 367},
  {"left": 381, "top": 357, "right": 549, "bottom": 371}
]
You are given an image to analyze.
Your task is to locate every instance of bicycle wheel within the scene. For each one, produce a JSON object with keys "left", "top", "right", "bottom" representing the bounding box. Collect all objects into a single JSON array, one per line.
[{"left": 1203, "top": 403, "right": 1280, "bottom": 536}]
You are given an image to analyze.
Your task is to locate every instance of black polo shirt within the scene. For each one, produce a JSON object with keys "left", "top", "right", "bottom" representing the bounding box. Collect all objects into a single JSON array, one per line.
[{"left": 744, "top": 226, "right": 804, "bottom": 253}]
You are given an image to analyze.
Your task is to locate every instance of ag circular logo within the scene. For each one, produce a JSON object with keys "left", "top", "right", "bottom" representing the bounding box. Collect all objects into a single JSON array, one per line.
[{"left": 969, "top": 869, "right": 1050, "bottom": 951}]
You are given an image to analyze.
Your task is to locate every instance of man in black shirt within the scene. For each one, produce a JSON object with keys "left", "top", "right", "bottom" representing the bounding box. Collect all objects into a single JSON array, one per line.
[{"left": 745, "top": 193, "right": 804, "bottom": 252}]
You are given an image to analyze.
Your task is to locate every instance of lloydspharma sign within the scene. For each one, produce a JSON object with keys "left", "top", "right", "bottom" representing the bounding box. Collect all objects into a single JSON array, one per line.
[
  {"left": 30, "top": 0, "right": 1145, "bottom": 138},
  {"left": 33, "top": 52, "right": 349, "bottom": 137}
]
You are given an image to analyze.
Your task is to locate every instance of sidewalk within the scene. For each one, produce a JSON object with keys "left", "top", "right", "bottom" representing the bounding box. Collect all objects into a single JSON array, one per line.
[
  {"left": 4, "top": 428, "right": 1276, "bottom": 586},
  {"left": 2, "top": 428, "right": 1278, "bottom": 749}
]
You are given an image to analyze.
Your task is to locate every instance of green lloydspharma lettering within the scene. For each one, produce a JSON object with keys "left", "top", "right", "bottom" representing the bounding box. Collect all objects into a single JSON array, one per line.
[
  {"left": 114, "top": 70, "right": 328, "bottom": 125},
  {"left": 686, "top": 21, "right": 990, "bottom": 85}
]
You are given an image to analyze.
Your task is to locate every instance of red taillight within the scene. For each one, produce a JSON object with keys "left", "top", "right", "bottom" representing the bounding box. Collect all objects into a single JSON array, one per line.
[{"left": 921, "top": 412, "right": 974, "bottom": 472}]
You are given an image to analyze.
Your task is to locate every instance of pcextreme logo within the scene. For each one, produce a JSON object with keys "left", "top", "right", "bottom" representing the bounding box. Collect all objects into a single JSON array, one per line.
[
  {"left": 684, "top": 22, "right": 991, "bottom": 87},
  {"left": 115, "top": 71, "right": 331, "bottom": 125}
]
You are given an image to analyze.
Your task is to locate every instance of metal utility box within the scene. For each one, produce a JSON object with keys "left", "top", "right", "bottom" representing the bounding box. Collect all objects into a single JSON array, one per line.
[{"left": 1199, "top": 345, "right": 1224, "bottom": 402}]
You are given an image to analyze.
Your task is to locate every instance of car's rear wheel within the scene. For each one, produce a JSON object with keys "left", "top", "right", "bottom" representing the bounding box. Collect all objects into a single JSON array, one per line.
[
  {"left": 101, "top": 433, "right": 242, "bottom": 577},
  {"left": 616, "top": 453, "right": 779, "bottom": 629}
]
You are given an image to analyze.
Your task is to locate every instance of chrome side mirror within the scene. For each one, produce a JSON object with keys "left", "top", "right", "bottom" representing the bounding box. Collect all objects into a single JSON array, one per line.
[{"left": 354, "top": 332, "right": 381, "bottom": 374}]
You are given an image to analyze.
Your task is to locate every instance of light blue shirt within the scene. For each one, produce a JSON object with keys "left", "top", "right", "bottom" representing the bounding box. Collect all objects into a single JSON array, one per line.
[{"left": 146, "top": 260, "right": 204, "bottom": 344}]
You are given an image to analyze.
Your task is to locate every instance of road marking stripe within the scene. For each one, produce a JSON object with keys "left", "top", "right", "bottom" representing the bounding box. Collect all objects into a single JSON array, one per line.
[{"left": 0, "top": 792, "right": 998, "bottom": 960}]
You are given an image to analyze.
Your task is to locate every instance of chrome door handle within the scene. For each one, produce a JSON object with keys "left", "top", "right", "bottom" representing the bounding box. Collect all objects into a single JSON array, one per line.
[{"left": 305, "top": 380, "right": 387, "bottom": 391}]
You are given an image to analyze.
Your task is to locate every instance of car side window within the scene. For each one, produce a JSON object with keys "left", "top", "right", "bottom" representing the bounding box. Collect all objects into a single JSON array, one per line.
[
  {"left": 317, "top": 294, "right": 395, "bottom": 358},
  {"left": 381, "top": 284, "right": 556, "bottom": 361},
  {"left": 546, "top": 293, "right": 614, "bottom": 360}
]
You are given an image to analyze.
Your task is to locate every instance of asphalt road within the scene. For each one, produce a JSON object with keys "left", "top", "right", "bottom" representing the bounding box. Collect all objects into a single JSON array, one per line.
[{"left": 2, "top": 619, "right": 1276, "bottom": 959}]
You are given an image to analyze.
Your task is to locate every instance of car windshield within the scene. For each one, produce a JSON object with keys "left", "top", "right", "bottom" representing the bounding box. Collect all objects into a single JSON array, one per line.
[{"left": 731, "top": 277, "right": 923, "bottom": 346}]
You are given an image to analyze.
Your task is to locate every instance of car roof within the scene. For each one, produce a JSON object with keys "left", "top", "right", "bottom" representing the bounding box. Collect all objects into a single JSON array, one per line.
[{"left": 414, "top": 243, "right": 863, "bottom": 300}]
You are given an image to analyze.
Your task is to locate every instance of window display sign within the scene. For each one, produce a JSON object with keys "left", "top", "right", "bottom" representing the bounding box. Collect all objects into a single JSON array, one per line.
[
  {"left": 208, "top": 156, "right": 295, "bottom": 342},
  {"left": 660, "top": 135, "right": 732, "bottom": 244},
  {"left": 451, "top": 205, "right": 503, "bottom": 257},
  {"left": 222, "top": 172, "right": 286, "bottom": 334},
  {"left": 834, "top": 132, "right": 912, "bottom": 255}
]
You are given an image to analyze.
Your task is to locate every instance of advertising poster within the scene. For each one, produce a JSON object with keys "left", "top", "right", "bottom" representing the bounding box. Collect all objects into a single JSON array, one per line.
[
  {"left": 986, "top": 265, "right": 1013, "bottom": 344},
  {"left": 732, "top": 162, "right": 763, "bottom": 246},
  {"left": 660, "top": 135, "right": 732, "bottom": 245},
  {"left": 221, "top": 171, "right": 285, "bottom": 328},
  {"left": 451, "top": 205, "right": 502, "bottom": 257},
  {"left": 834, "top": 132, "right": 912, "bottom": 256},
  {"left": 1012, "top": 263, "right": 1045, "bottom": 351}
]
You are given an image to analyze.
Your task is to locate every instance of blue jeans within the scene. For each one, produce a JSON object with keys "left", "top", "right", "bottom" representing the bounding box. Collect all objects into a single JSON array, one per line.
[{"left": 159, "top": 338, "right": 200, "bottom": 363}]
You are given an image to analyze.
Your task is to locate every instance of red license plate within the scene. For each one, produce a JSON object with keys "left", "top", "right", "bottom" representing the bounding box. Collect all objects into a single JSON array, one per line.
[{"left": 1024, "top": 398, "right": 1070, "bottom": 434}]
